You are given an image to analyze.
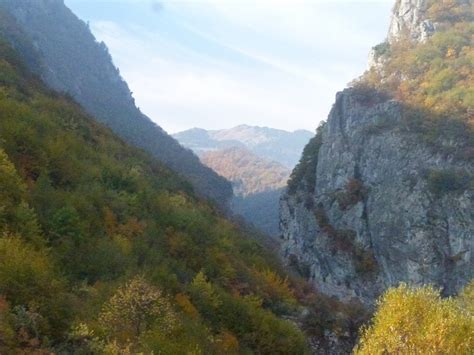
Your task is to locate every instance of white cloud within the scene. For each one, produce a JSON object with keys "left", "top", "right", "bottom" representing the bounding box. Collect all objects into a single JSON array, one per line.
[{"left": 84, "top": 0, "right": 392, "bottom": 133}]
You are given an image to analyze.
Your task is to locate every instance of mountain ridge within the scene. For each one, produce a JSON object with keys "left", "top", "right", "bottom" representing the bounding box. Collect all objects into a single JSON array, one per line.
[
  {"left": 0, "top": 0, "right": 233, "bottom": 208},
  {"left": 174, "top": 125, "right": 313, "bottom": 168}
]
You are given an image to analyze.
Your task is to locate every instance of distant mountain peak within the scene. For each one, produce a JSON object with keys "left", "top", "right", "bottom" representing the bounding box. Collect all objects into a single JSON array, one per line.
[{"left": 174, "top": 125, "right": 313, "bottom": 168}]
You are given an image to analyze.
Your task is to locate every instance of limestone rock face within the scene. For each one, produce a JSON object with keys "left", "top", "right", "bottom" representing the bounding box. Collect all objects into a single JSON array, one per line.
[
  {"left": 388, "top": 0, "right": 435, "bottom": 43},
  {"left": 368, "top": 0, "right": 435, "bottom": 69},
  {"left": 280, "top": 88, "right": 473, "bottom": 305}
]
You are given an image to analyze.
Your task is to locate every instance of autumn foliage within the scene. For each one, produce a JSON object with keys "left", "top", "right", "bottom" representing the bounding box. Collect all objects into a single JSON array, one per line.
[{"left": 355, "top": 282, "right": 474, "bottom": 354}]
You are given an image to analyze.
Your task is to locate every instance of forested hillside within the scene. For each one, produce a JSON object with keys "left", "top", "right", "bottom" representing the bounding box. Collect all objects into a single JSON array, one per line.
[
  {"left": 201, "top": 147, "right": 290, "bottom": 197},
  {"left": 0, "top": 0, "right": 233, "bottom": 208},
  {"left": 361, "top": 0, "right": 473, "bottom": 144},
  {"left": 0, "top": 34, "right": 317, "bottom": 353},
  {"left": 201, "top": 147, "right": 290, "bottom": 236}
]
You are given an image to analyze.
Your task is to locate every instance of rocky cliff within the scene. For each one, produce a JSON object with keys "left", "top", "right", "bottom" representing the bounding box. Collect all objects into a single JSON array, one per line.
[
  {"left": 281, "top": 88, "right": 473, "bottom": 305},
  {"left": 369, "top": 0, "right": 435, "bottom": 69},
  {"left": 388, "top": 0, "right": 435, "bottom": 42},
  {"left": 281, "top": 0, "right": 473, "bottom": 306}
]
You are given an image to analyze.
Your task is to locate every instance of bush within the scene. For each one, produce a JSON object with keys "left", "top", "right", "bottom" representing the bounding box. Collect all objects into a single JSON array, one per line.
[
  {"left": 0, "top": 237, "right": 58, "bottom": 306},
  {"left": 99, "top": 276, "right": 176, "bottom": 342},
  {"left": 355, "top": 282, "right": 474, "bottom": 354},
  {"left": 372, "top": 41, "right": 391, "bottom": 59},
  {"left": 427, "top": 169, "right": 472, "bottom": 195},
  {"left": 354, "top": 249, "right": 378, "bottom": 275},
  {"left": 336, "top": 178, "right": 367, "bottom": 210}
]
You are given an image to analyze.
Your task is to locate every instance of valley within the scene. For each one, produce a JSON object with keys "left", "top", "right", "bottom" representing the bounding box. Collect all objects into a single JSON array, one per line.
[
  {"left": 0, "top": 0, "right": 472, "bottom": 354},
  {"left": 174, "top": 126, "right": 312, "bottom": 236}
]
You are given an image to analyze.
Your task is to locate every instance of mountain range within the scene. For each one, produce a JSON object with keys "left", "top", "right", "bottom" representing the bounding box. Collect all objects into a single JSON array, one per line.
[
  {"left": 173, "top": 125, "right": 313, "bottom": 169},
  {"left": 174, "top": 125, "right": 312, "bottom": 236}
]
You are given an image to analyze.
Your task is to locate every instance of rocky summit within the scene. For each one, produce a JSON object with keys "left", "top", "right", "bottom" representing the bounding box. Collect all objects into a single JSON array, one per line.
[{"left": 388, "top": 0, "right": 435, "bottom": 43}]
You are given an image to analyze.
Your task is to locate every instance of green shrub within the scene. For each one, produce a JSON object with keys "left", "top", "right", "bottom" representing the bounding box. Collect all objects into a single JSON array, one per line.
[
  {"left": 336, "top": 178, "right": 367, "bottom": 210},
  {"left": 372, "top": 41, "right": 391, "bottom": 59},
  {"left": 288, "top": 123, "right": 325, "bottom": 194},
  {"left": 427, "top": 169, "right": 472, "bottom": 195}
]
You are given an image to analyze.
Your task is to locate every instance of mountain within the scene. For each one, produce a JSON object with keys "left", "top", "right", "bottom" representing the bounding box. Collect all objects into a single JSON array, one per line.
[
  {"left": 201, "top": 147, "right": 290, "bottom": 197},
  {"left": 174, "top": 125, "right": 313, "bottom": 168},
  {"left": 281, "top": 0, "right": 473, "bottom": 305},
  {"left": 0, "top": 3, "right": 375, "bottom": 353},
  {"left": 0, "top": 0, "right": 232, "bottom": 208},
  {"left": 0, "top": 28, "right": 319, "bottom": 353},
  {"left": 174, "top": 126, "right": 310, "bottom": 236},
  {"left": 201, "top": 147, "right": 290, "bottom": 236}
]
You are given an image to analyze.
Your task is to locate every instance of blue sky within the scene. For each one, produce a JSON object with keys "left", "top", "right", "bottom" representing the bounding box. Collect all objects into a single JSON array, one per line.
[{"left": 65, "top": 0, "right": 393, "bottom": 133}]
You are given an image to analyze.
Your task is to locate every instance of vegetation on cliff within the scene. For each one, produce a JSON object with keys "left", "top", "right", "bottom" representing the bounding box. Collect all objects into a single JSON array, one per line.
[
  {"left": 360, "top": 0, "right": 473, "bottom": 159},
  {"left": 287, "top": 122, "right": 325, "bottom": 195}
]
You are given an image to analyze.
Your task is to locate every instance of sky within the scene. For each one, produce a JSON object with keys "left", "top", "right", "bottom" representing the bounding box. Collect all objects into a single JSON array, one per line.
[{"left": 64, "top": 0, "right": 394, "bottom": 133}]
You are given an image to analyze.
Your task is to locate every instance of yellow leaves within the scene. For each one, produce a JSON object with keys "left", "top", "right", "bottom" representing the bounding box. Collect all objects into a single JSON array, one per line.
[
  {"left": 0, "top": 148, "right": 26, "bottom": 207},
  {"left": 99, "top": 276, "right": 176, "bottom": 341},
  {"left": 354, "top": 282, "right": 474, "bottom": 355},
  {"left": 0, "top": 236, "right": 57, "bottom": 305},
  {"left": 168, "top": 193, "right": 189, "bottom": 209},
  {"left": 446, "top": 47, "right": 457, "bottom": 59},
  {"left": 458, "top": 280, "right": 474, "bottom": 314},
  {"left": 360, "top": 1, "right": 473, "bottom": 131},
  {"left": 253, "top": 269, "right": 296, "bottom": 307},
  {"left": 111, "top": 235, "right": 132, "bottom": 256}
]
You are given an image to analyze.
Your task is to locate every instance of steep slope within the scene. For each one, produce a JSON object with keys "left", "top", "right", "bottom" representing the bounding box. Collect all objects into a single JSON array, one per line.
[
  {"left": 0, "top": 33, "right": 318, "bottom": 353},
  {"left": 0, "top": 0, "right": 232, "bottom": 208},
  {"left": 281, "top": 0, "right": 473, "bottom": 305},
  {"left": 174, "top": 125, "right": 313, "bottom": 168},
  {"left": 201, "top": 147, "right": 290, "bottom": 236},
  {"left": 201, "top": 147, "right": 290, "bottom": 197}
]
